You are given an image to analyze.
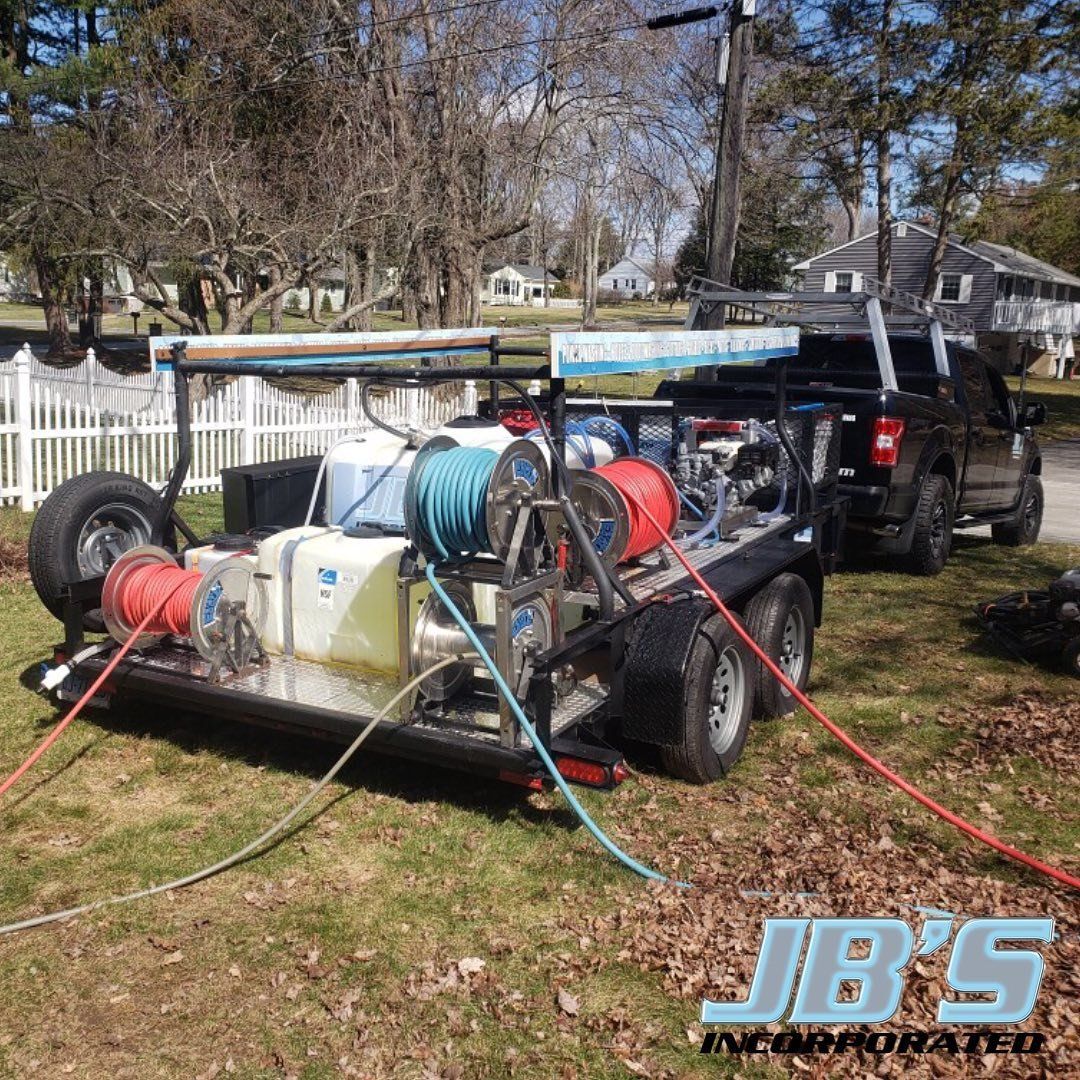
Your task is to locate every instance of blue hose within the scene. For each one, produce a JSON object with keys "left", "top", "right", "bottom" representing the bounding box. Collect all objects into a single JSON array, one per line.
[
  {"left": 423, "top": 563, "right": 683, "bottom": 887},
  {"left": 582, "top": 415, "right": 635, "bottom": 456},
  {"left": 415, "top": 446, "right": 498, "bottom": 561}
]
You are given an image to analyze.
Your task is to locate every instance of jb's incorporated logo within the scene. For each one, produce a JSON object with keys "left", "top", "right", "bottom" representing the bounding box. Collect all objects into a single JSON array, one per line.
[{"left": 699, "top": 916, "right": 1055, "bottom": 1056}]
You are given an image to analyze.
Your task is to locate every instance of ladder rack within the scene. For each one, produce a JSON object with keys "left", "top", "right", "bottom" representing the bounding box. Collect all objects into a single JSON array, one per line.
[{"left": 684, "top": 274, "right": 976, "bottom": 335}]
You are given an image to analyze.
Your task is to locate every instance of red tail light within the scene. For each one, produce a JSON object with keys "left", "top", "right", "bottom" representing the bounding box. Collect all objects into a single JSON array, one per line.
[
  {"left": 554, "top": 756, "right": 611, "bottom": 788},
  {"left": 870, "top": 416, "right": 906, "bottom": 468}
]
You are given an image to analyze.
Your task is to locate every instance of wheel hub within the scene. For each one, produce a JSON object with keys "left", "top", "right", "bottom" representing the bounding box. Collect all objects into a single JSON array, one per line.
[
  {"left": 779, "top": 608, "right": 806, "bottom": 685},
  {"left": 707, "top": 646, "right": 746, "bottom": 754},
  {"left": 76, "top": 503, "right": 153, "bottom": 577}
]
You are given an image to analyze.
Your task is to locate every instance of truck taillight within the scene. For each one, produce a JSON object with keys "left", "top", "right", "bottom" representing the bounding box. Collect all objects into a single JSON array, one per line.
[{"left": 870, "top": 417, "right": 906, "bottom": 468}]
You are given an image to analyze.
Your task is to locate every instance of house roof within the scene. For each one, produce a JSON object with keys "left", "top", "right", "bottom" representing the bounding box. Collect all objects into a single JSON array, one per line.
[
  {"left": 793, "top": 219, "right": 1080, "bottom": 288},
  {"left": 964, "top": 239, "right": 1080, "bottom": 289},
  {"left": 484, "top": 262, "right": 552, "bottom": 282},
  {"left": 601, "top": 256, "right": 655, "bottom": 277}
]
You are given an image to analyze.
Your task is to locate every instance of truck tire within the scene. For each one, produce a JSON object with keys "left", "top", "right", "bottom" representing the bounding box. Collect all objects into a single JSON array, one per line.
[
  {"left": 743, "top": 574, "right": 815, "bottom": 718},
  {"left": 29, "top": 471, "right": 161, "bottom": 619},
  {"left": 1062, "top": 638, "right": 1080, "bottom": 680},
  {"left": 991, "top": 474, "right": 1043, "bottom": 547},
  {"left": 659, "top": 614, "right": 755, "bottom": 784},
  {"left": 908, "top": 474, "right": 954, "bottom": 576}
]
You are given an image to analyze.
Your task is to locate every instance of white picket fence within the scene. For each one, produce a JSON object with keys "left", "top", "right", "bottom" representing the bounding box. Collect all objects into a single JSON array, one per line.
[{"left": 0, "top": 345, "right": 469, "bottom": 510}]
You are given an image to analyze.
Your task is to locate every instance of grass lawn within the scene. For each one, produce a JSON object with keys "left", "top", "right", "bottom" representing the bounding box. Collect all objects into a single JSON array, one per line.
[
  {"left": 1006, "top": 373, "right": 1080, "bottom": 442},
  {"left": 0, "top": 494, "right": 1076, "bottom": 1078}
]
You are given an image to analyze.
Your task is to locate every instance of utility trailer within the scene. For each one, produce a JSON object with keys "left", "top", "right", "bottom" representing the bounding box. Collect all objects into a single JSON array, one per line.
[{"left": 35, "top": 327, "right": 846, "bottom": 790}]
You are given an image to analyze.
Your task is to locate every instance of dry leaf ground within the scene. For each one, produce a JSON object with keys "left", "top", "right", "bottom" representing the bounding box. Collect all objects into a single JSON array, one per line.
[{"left": 0, "top": 498, "right": 1076, "bottom": 1079}]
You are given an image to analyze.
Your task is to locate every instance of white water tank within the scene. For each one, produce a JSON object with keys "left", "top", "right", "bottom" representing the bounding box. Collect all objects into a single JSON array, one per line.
[{"left": 257, "top": 526, "right": 418, "bottom": 671}]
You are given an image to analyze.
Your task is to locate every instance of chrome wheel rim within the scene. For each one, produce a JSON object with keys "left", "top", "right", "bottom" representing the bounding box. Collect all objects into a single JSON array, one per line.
[
  {"left": 76, "top": 503, "right": 153, "bottom": 577},
  {"left": 707, "top": 645, "right": 746, "bottom": 755},
  {"left": 779, "top": 607, "right": 807, "bottom": 687}
]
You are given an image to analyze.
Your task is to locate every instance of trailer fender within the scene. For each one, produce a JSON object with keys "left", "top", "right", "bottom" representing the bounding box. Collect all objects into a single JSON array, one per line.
[{"left": 622, "top": 597, "right": 713, "bottom": 747}]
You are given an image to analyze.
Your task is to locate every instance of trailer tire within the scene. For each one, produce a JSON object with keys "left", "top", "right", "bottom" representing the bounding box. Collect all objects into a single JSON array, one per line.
[
  {"left": 991, "top": 474, "right": 1043, "bottom": 547},
  {"left": 1062, "top": 638, "right": 1080, "bottom": 680},
  {"left": 29, "top": 471, "right": 161, "bottom": 620},
  {"left": 660, "top": 614, "right": 755, "bottom": 784},
  {"left": 743, "top": 574, "right": 815, "bottom": 718},
  {"left": 908, "top": 474, "right": 954, "bottom": 576}
]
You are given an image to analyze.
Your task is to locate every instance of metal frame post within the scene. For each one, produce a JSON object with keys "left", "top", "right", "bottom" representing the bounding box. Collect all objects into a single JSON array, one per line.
[
  {"left": 865, "top": 297, "right": 898, "bottom": 391},
  {"left": 929, "top": 319, "right": 951, "bottom": 377}
]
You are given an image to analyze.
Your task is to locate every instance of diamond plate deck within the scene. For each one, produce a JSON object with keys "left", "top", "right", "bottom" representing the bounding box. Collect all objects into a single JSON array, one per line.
[
  {"left": 116, "top": 647, "right": 605, "bottom": 747},
  {"left": 565, "top": 513, "right": 795, "bottom": 604}
]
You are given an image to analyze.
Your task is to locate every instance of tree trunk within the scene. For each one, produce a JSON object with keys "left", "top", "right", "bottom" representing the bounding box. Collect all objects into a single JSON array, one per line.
[
  {"left": 842, "top": 196, "right": 860, "bottom": 243},
  {"left": 32, "top": 246, "right": 72, "bottom": 357},
  {"left": 703, "top": 5, "right": 754, "bottom": 328},
  {"left": 268, "top": 266, "right": 284, "bottom": 333},
  {"left": 922, "top": 166, "right": 962, "bottom": 300}
]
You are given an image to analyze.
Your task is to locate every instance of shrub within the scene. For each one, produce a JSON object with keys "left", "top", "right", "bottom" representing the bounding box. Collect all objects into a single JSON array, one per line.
[
  {"left": 285, "top": 291, "right": 302, "bottom": 314},
  {"left": 320, "top": 291, "right": 334, "bottom": 314}
]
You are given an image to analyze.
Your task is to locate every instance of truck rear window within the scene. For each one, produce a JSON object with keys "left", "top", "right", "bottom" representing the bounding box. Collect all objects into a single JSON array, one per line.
[{"left": 792, "top": 336, "right": 938, "bottom": 375}]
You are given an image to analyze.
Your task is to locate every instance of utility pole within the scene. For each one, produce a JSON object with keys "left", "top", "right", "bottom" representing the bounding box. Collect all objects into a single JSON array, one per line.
[{"left": 701, "top": 0, "right": 755, "bottom": 332}]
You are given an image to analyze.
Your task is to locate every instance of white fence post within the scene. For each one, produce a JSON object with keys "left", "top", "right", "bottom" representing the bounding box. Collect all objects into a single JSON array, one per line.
[
  {"left": 84, "top": 346, "right": 96, "bottom": 410},
  {"left": 14, "top": 344, "right": 34, "bottom": 511},
  {"left": 463, "top": 380, "right": 478, "bottom": 415},
  {"left": 239, "top": 375, "right": 256, "bottom": 464}
]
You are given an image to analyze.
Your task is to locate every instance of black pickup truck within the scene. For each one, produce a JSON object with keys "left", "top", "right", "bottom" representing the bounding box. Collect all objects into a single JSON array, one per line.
[{"left": 658, "top": 332, "right": 1046, "bottom": 575}]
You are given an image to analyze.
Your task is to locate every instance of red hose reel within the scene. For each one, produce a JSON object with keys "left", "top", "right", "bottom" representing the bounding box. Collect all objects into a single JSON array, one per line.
[{"left": 567, "top": 457, "right": 680, "bottom": 566}]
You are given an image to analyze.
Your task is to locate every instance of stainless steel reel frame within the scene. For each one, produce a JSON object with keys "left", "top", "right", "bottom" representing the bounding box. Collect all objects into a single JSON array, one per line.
[
  {"left": 564, "top": 470, "right": 632, "bottom": 567},
  {"left": 100, "top": 545, "right": 179, "bottom": 649},
  {"left": 189, "top": 558, "right": 268, "bottom": 661},
  {"left": 485, "top": 439, "right": 549, "bottom": 563},
  {"left": 410, "top": 581, "right": 554, "bottom": 704}
]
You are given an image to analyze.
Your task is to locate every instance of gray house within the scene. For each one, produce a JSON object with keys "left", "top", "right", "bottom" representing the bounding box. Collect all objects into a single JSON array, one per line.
[{"left": 792, "top": 219, "right": 1080, "bottom": 374}]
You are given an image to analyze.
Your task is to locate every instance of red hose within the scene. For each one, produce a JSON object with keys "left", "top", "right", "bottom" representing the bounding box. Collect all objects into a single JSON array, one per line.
[
  {"left": 596, "top": 458, "right": 680, "bottom": 561},
  {"left": 619, "top": 489, "right": 1080, "bottom": 892},
  {"left": 0, "top": 566, "right": 197, "bottom": 800}
]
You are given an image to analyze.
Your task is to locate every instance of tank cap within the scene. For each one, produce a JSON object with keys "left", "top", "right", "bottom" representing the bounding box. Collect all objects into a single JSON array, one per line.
[
  {"left": 442, "top": 416, "right": 496, "bottom": 428},
  {"left": 213, "top": 534, "right": 257, "bottom": 552}
]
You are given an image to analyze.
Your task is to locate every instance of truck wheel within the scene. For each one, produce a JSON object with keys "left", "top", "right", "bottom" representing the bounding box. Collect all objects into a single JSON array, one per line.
[
  {"left": 991, "top": 475, "right": 1043, "bottom": 547},
  {"left": 908, "top": 474, "right": 954, "bottom": 576},
  {"left": 743, "top": 574, "right": 815, "bottom": 718},
  {"left": 660, "top": 614, "right": 755, "bottom": 784},
  {"left": 1062, "top": 638, "right": 1080, "bottom": 680},
  {"left": 29, "top": 472, "right": 161, "bottom": 619}
]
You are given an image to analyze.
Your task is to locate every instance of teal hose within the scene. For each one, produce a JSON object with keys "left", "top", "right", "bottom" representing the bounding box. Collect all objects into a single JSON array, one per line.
[
  {"left": 417, "top": 447, "right": 498, "bottom": 561},
  {"left": 423, "top": 563, "right": 684, "bottom": 886}
]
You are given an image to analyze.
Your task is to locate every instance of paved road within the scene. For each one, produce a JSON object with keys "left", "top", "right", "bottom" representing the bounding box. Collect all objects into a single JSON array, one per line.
[{"left": 1039, "top": 438, "right": 1079, "bottom": 544}]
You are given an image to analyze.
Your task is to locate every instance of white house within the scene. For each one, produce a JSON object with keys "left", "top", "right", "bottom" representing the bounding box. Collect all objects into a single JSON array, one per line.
[
  {"left": 481, "top": 264, "right": 557, "bottom": 306},
  {"left": 598, "top": 256, "right": 658, "bottom": 298}
]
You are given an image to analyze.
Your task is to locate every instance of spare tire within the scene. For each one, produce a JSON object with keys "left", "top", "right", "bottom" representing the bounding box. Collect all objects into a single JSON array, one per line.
[{"left": 29, "top": 471, "right": 163, "bottom": 620}]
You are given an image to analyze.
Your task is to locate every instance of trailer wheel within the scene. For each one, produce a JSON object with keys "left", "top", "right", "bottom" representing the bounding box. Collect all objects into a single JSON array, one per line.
[
  {"left": 908, "top": 474, "right": 954, "bottom": 576},
  {"left": 660, "top": 614, "right": 755, "bottom": 784},
  {"left": 991, "top": 474, "right": 1043, "bottom": 547},
  {"left": 1062, "top": 638, "right": 1080, "bottom": 680},
  {"left": 743, "top": 574, "right": 815, "bottom": 718},
  {"left": 29, "top": 471, "right": 161, "bottom": 619}
]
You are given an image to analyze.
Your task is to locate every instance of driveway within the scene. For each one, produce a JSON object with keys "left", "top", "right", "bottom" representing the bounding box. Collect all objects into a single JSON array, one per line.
[{"left": 1039, "top": 438, "right": 1079, "bottom": 544}]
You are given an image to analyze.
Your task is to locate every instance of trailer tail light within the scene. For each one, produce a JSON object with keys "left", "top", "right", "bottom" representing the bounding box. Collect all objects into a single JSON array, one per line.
[
  {"left": 555, "top": 756, "right": 611, "bottom": 788},
  {"left": 499, "top": 769, "right": 544, "bottom": 791},
  {"left": 870, "top": 417, "right": 906, "bottom": 468}
]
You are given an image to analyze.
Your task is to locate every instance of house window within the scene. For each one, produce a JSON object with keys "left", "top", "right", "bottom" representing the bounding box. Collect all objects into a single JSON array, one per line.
[
  {"left": 532, "top": 287, "right": 542, "bottom": 298},
  {"left": 939, "top": 274, "right": 962, "bottom": 302},
  {"left": 629, "top": 278, "right": 637, "bottom": 290},
  {"left": 834, "top": 272, "right": 854, "bottom": 293}
]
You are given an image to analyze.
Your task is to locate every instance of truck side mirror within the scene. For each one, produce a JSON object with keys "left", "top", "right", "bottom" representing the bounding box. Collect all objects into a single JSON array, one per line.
[{"left": 1022, "top": 401, "right": 1047, "bottom": 427}]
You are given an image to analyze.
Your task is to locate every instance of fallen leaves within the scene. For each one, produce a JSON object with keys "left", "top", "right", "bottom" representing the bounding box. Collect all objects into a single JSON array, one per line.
[{"left": 556, "top": 987, "right": 580, "bottom": 1017}]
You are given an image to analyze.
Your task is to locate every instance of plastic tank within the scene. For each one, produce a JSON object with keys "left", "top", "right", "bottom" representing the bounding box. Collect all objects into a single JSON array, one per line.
[
  {"left": 257, "top": 526, "right": 419, "bottom": 671},
  {"left": 325, "top": 420, "right": 516, "bottom": 531}
]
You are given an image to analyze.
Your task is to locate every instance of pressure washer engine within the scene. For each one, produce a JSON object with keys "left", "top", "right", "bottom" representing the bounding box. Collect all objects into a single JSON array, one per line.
[
  {"left": 977, "top": 568, "right": 1080, "bottom": 678},
  {"left": 31, "top": 327, "right": 847, "bottom": 795}
]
